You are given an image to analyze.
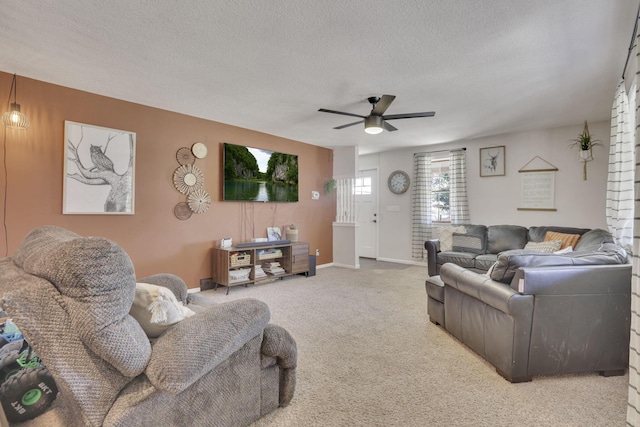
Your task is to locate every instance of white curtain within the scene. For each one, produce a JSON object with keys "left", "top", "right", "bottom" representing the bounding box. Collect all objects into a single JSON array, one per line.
[
  {"left": 411, "top": 149, "right": 470, "bottom": 260},
  {"left": 607, "top": 79, "right": 635, "bottom": 254},
  {"left": 411, "top": 153, "right": 432, "bottom": 260},
  {"left": 449, "top": 149, "right": 470, "bottom": 224},
  {"left": 628, "top": 21, "right": 640, "bottom": 424}
]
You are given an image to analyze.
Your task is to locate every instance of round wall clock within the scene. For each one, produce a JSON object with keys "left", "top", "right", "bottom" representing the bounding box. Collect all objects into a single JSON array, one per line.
[
  {"left": 388, "top": 170, "right": 410, "bottom": 194},
  {"left": 191, "top": 142, "right": 208, "bottom": 159}
]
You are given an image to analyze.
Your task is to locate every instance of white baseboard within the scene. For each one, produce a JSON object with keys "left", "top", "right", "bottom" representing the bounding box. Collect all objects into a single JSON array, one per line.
[
  {"left": 375, "top": 257, "right": 427, "bottom": 267},
  {"left": 332, "top": 263, "right": 360, "bottom": 269},
  {"left": 317, "top": 263, "right": 333, "bottom": 269}
]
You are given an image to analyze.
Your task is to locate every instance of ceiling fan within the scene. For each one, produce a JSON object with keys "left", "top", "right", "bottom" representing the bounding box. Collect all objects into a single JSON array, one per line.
[{"left": 318, "top": 94, "right": 435, "bottom": 134}]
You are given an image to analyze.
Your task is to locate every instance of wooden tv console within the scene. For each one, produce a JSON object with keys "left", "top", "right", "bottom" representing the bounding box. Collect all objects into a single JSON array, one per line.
[{"left": 211, "top": 241, "right": 309, "bottom": 293}]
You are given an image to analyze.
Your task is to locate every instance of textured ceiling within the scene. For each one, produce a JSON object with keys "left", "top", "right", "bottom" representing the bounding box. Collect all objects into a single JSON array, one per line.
[{"left": 0, "top": 1, "right": 637, "bottom": 154}]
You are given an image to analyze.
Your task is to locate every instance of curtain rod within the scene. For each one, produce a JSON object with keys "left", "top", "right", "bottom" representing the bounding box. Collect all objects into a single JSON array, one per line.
[
  {"left": 622, "top": 2, "right": 640, "bottom": 79},
  {"left": 413, "top": 147, "right": 466, "bottom": 156}
]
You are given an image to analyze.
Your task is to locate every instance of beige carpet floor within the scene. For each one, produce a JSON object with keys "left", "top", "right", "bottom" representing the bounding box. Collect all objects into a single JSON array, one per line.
[
  {"left": 15, "top": 259, "right": 628, "bottom": 426},
  {"left": 203, "top": 259, "right": 628, "bottom": 427}
]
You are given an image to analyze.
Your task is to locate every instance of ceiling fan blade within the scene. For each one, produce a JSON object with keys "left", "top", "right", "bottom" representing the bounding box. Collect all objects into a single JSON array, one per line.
[
  {"left": 371, "top": 94, "right": 396, "bottom": 115},
  {"left": 334, "top": 120, "right": 364, "bottom": 130},
  {"left": 383, "top": 111, "right": 436, "bottom": 121},
  {"left": 383, "top": 121, "right": 398, "bottom": 132},
  {"left": 318, "top": 108, "right": 366, "bottom": 119}
]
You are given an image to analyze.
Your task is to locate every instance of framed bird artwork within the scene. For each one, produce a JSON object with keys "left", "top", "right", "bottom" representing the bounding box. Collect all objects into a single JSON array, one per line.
[{"left": 63, "top": 121, "right": 136, "bottom": 214}]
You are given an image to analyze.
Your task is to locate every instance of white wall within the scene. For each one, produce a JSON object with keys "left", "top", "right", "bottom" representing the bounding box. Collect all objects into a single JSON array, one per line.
[
  {"left": 333, "top": 146, "right": 358, "bottom": 179},
  {"left": 360, "top": 120, "right": 611, "bottom": 264}
]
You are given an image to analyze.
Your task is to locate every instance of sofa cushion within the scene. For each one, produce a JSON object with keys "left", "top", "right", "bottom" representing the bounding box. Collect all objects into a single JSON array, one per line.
[
  {"left": 487, "top": 225, "right": 528, "bottom": 254},
  {"left": 474, "top": 254, "right": 498, "bottom": 271},
  {"left": 527, "top": 226, "right": 590, "bottom": 242},
  {"left": 426, "top": 275, "right": 445, "bottom": 303},
  {"left": 523, "top": 240, "right": 562, "bottom": 253},
  {"left": 452, "top": 233, "right": 484, "bottom": 254},
  {"left": 544, "top": 231, "right": 581, "bottom": 249},
  {"left": 460, "top": 225, "right": 488, "bottom": 253},
  {"left": 489, "top": 249, "right": 628, "bottom": 284},
  {"left": 437, "top": 251, "right": 476, "bottom": 270},
  {"left": 14, "top": 225, "right": 151, "bottom": 377},
  {"left": 436, "top": 226, "right": 467, "bottom": 252},
  {"left": 146, "top": 299, "right": 271, "bottom": 394},
  {"left": 574, "top": 229, "right": 615, "bottom": 252}
]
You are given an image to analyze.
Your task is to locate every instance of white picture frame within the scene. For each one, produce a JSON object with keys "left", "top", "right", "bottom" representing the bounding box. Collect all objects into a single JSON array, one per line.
[
  {"left": 479, "top": 145, "right": 505, "bottom": 177},
  {"left": 267, "top": 227, "right": 282, "bottom": 241},
  {"left": 63, "top": 121, "right": 136, "bottom": 214}
]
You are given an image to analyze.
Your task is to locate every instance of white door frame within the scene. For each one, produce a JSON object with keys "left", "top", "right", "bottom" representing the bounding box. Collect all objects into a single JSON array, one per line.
[{"left": 356, "top": 168, "right": 379, "bottom": 259}]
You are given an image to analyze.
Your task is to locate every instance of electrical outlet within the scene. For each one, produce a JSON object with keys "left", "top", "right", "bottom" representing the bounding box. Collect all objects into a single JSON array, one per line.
[
  {"left": 200, "top": 278, "right": 215, "bottom": 291},
  {"left": 315, "top": 249, "right": 320, "bottom": 257}
]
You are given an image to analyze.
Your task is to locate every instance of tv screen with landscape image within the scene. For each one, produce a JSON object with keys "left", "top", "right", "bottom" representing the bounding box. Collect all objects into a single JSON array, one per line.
[{"left": 223, "top": 143, "right": 298, "bottom": 202}]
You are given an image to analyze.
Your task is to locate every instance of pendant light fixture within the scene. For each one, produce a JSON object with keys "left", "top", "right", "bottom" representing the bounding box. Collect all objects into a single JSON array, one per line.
[{"left": 2, "top": 74, "right": 30, "bottom": 129}]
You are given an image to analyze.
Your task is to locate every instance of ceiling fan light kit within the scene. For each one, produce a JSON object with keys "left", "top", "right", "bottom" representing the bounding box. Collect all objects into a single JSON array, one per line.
[
  {"left": 318, "top": 94, "right": 434, "bottom": 134},
  {"left": 364, "top": 115, "right": 384, "bottom": 134}
]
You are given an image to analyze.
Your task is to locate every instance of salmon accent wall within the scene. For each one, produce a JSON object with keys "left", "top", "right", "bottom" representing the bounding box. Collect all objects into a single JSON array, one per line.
[{"left": 0, "top": 72, "right": 334, "bottom": 288}]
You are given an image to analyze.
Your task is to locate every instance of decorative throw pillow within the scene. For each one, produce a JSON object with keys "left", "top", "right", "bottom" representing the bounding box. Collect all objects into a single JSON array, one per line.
[
  {"left": 544, "top": 231, "right": 581, "bottom": 250},
  {"left": 436, "top": 226, "right": 466, "bottom": 252},
  {"left": 452, "top": 232, "right": 484, "bottom": 254},
  {"left": 523, "top": 240, "right": 562, "bottom": 253},
  {"left": 130, "top": 282, "right": 196, "bottom": 338}
]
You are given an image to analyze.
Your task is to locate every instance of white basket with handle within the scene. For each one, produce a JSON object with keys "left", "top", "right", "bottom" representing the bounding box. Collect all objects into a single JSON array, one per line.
[{"left": 229, "top": 268, "right": 251, "bottom": 283}]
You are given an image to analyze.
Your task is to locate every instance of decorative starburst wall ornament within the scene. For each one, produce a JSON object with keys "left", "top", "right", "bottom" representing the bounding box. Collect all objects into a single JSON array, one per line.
[
  {"left": 188, "top": 189, "right": 211, "bottom": 213},
  {"left": 173, "top": 164, "right": 204, "bottom": 194}
]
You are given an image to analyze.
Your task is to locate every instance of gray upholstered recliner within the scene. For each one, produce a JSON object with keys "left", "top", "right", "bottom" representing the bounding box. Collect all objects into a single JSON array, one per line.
[{"left": 0, "top": 225, "right": 296, "bottom": 426}]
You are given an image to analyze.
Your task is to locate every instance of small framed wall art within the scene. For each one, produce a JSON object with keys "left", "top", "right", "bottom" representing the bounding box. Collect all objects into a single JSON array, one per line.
[
  {"left": 479, "top": 145, "right": 505, "bottom": 177},
  {"left": 517, "top": 156, "right": 558, "bottom": 211},
  {"left": 267, "top": 227, "right": 282, "bottom": 241},
  {"left": 63, "top": 121, "right": 136, "bottom": 214}
]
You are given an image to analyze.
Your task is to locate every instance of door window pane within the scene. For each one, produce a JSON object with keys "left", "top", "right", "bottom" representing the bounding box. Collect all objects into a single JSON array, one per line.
[{"left": 354, "top": 177, "right": 372, "bottom": 195}]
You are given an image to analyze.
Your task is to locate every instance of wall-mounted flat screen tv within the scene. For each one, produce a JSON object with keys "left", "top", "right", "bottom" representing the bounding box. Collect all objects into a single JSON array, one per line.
[{"left": 223, "top": 142, "right": 298, "bottom": 202}]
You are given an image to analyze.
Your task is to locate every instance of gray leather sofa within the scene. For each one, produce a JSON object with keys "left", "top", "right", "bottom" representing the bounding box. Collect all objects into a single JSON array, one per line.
[
  {"left": 425, "top": 226, "right": 631, "bottom": 382},
  {"left": 425, "top": 224, "right": 592, "bottom": 277}
]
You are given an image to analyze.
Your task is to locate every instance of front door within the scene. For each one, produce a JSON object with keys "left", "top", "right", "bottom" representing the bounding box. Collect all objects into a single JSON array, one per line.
[{"left": 356, "top": 169, "right": 378, "bottom": 259}]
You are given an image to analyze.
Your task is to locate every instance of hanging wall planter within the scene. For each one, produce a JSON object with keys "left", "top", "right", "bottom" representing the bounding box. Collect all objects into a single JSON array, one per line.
[
  {"left": 570, "top": 121, "right": 602, "bottom": 180},
  {"left": 578, "top": 148, "right": 593, "bottom": 162},
  {"left": 324, "top": 179, "right": 337, "bottom": 195}
]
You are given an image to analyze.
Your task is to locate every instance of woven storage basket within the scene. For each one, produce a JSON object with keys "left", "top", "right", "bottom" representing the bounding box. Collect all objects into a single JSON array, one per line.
[
  {"left": 257, "top": 251, "right": 282, "bottom": 261},
  {"left": 230, "top": 253, "right": 251, "bottom": 267}
]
